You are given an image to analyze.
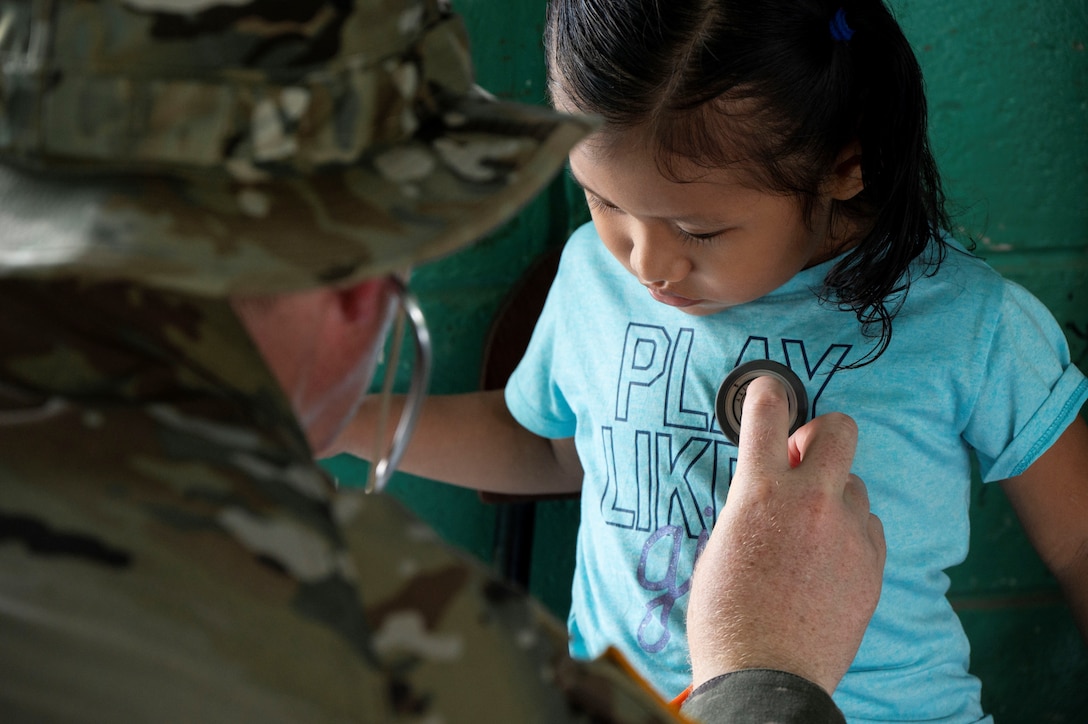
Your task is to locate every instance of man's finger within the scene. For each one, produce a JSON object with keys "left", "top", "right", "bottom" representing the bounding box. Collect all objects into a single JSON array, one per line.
[
  {"left": 868, "top": 512, "right": 887, "bottom": 563},
  {"left": 842, "top": 472, "right": 872, "bottom": 517},
  {"left": 735, "top": 375, "right": 791, "bottom": 476},
  {"left": 789, "top": 412, "right": 859, "bottom": 483}
]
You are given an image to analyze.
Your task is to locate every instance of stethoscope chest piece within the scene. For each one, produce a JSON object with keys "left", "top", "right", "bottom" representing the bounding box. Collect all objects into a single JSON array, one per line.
[{"left": 715, "top": 360, "right": 809, "bottom": 445}]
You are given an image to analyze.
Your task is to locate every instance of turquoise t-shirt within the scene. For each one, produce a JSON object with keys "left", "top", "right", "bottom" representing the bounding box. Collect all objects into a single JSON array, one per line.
[{"left": 506, "top": 222, "right": 1088, "bottom": 724}]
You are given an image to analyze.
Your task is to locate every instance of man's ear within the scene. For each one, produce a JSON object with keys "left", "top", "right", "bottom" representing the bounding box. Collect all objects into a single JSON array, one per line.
[
  {"left": 335, "top": 279, "right": 389, "bottom": 324},
  {"left": 332, "top": 278, "right": 400, "bottom": 346},
  {"left": 827, "top": 140, "right": 864, "bottom": 201}
]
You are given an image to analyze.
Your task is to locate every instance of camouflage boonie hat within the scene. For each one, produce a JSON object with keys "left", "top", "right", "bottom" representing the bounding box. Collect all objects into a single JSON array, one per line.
[{"left": 0, "top": 0, "right": 591, "bottom": 296}]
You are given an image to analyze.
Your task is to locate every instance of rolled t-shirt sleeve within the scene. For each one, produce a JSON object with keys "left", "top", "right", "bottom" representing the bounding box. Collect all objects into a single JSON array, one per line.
[
  {"left": 506, "top": 366, "right": 576, "bottom": 440},
  {"left": 505, "top": 269, "right": 579, "bottom": 440},
  {"left": 964, "top": 280, "right": 1088, "bottom": 482}
]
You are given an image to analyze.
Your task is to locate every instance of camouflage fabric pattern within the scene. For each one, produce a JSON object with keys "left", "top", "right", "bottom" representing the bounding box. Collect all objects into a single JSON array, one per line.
[
  {"left": 0, "top": 1, "right": 673, "bottom": 720},
  {"left": 0, "top": 280, "right": 681, "bottom": 722},
  {"left": 0, "top": 0, "right": 591, "bottom": 295}
]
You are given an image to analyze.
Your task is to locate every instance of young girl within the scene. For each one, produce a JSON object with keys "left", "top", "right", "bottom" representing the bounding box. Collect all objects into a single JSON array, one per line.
[{"left": 333, "top": 1, "right": 1088, "bottom": 721}]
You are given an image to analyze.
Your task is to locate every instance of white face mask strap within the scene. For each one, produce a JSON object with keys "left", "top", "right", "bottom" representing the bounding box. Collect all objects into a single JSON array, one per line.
[{"left": 365, "top": 277, "right": 432, "bottom": 494}]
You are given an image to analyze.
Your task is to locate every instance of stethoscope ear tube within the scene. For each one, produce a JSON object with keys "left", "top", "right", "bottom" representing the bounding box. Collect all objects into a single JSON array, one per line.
[
  {"left": 715, "top": 360, "right": 808, "bottom": 445},
  {"left": 366, "top": 277, "right": 433, "bottom": 494}
]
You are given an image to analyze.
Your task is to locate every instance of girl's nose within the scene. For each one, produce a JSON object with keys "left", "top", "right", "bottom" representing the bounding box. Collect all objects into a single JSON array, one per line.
[{"left": 629, "top": 227, "right": 691, "bottom": 284}]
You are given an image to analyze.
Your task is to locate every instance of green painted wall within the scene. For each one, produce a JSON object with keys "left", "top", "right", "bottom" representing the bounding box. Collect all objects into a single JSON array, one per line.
[{"left": 324, "top": 1, "right": 1088, "bottom": 719}]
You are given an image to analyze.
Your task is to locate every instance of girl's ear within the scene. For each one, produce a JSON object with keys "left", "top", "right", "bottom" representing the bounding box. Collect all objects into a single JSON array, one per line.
[{"left": 827, "top": 140, "right": 864, "bottom": 201}]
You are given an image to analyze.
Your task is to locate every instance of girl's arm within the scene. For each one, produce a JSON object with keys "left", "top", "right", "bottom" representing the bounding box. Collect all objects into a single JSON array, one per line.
[
  {"left": 324, "top": 389, "right": 583, "bottom": 496},
  {"left": 1000, "top": 414, "right": 1088, "bottom": 643}
]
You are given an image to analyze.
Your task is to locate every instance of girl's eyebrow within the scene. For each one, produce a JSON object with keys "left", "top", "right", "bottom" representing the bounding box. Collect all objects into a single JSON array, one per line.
[
  {"left": 565, "top": 167, "right": 590, "bottom": 192},
  {"left": 566, "top": 167, "right": 615, "bottom": 206},
  {"left": 568, "top": 165, "right": 740, "bottom": 228}
]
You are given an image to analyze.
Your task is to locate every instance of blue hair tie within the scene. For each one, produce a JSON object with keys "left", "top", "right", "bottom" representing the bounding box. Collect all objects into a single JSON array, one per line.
[{"left": 829, "top": 8, "right": 854, "bottom": 42}]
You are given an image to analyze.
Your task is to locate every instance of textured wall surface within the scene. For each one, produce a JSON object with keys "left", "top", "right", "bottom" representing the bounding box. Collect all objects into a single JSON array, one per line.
[
  {"left": 896, "top": 3, "right": 1088, "bottom": 720},
  {"left": 324, "top": 1, "right": 1088, "bottom": 720}
]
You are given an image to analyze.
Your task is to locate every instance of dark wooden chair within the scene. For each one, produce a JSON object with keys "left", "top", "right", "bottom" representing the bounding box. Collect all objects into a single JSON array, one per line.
[{"left": 478, "top": 246, "right": 579, "bottom": 586}]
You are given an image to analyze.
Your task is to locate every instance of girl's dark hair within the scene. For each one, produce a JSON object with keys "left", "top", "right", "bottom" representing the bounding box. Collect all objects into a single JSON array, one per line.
[{"left": 546, "top": 0, "right": 955, "bottom": 365}]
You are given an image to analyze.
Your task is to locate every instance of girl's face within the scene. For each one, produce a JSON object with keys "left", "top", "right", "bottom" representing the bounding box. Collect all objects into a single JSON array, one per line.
[{"left": 568, "top": 133, "right": 851, "bottom": 317}]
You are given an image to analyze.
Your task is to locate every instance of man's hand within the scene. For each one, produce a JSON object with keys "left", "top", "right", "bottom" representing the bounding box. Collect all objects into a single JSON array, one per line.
[{"left": 687, "top": 376, "right": 886, "bottom": 694}]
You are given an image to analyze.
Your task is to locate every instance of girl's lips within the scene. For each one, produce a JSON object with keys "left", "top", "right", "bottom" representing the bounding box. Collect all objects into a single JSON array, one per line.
[{"left": 648, "top": 286, "right": 701, "bottom": 308}]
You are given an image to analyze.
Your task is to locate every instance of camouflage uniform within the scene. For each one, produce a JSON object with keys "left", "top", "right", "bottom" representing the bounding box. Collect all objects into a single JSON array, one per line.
[
  {"left": 0, "top": 0, "right": 681, "bottom": 721},
  {"left": 0, "top": 1, "right": 841, "bottom": 722}
]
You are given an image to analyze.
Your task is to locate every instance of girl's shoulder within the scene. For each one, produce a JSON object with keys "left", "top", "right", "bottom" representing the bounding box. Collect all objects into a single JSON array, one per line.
[
  {"left": 556, "top": 221, "right": 629, "bottom": 284},
  {"left": 911, "top": 233, "right": 1011, "bottom": 301},
  {"left": 907, "top": 233, "right": 1060, "bottom": 334},
  {"left": 561, "top": 221, "right": 606, "bottom": 261}
]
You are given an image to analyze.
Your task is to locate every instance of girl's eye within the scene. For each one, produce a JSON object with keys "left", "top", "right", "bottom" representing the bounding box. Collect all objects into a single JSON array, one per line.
[
  {"left": 676, "top": 227, "right": 726, "bottom": 244},
  {"left": 584, "top": 190, "right": 727, "bottom": 243},
  {"left": 586, "top": 193, "right": 619, "bottom": 214}
]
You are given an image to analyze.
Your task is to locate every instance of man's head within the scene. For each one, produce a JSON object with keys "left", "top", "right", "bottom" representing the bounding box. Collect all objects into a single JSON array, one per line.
[
  {"left": 229, "top": 278, "right": 399, "bottom": 458},
  {"left": 0, "top": 0, "right": 589, "bottom": 458}
]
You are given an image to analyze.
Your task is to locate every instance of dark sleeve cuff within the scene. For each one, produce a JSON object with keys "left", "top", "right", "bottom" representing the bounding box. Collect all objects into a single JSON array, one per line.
[{"left": 679, "top": 669, "right": 846, "bottom": 724}]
